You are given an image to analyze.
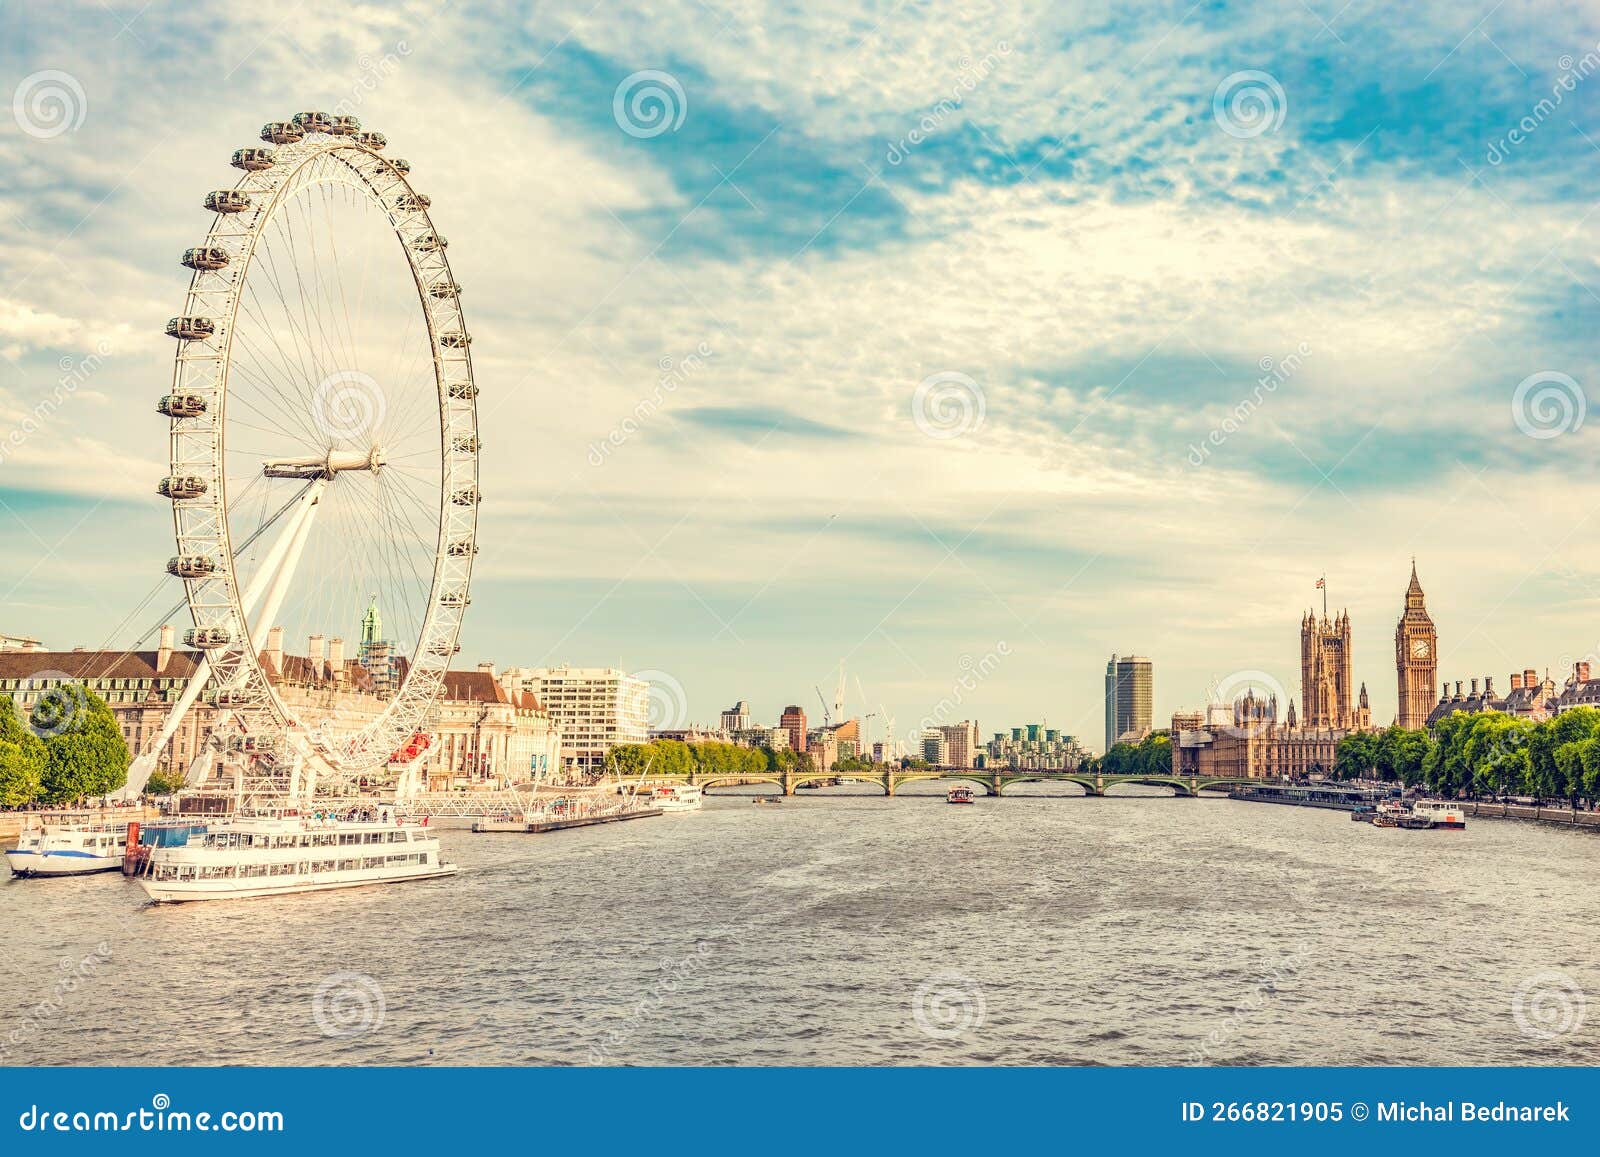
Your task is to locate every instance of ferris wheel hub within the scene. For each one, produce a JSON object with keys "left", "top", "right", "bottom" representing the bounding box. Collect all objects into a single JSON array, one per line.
[{"left": 261, "top": 446, "right": 387, "bottom": 479}]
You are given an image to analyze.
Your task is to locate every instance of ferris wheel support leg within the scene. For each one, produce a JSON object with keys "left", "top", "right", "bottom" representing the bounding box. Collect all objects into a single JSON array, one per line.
[
  {"left": 249, "top": 481, "right": 326, "bottom": 651},
  {"left": 118, "top": 483, "right": 327, "bottom": 801}
]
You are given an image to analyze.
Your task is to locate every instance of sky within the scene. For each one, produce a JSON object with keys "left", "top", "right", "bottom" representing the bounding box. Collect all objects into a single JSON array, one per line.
[{"left": 1, "top": 0, "right": 1598, "bottom": 753}]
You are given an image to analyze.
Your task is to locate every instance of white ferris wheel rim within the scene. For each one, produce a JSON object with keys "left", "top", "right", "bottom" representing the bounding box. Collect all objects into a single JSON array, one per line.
[{"left": 163, "top": 113, "right": 479, "bottom": 780}]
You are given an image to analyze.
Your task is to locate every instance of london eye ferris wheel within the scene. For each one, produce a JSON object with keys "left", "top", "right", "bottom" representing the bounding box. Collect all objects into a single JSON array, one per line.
[{"left": 156, "top": 110, "right": 480, "bottom": 795}]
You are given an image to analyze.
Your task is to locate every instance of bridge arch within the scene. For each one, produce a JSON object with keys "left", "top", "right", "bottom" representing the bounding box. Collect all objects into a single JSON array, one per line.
[
  {"left": 1099, "top": 777, "right": 1194, "bottom": 797},
  {"left": 992, "top": 776, "right": 1095, "bottom": 797},
  {"left": 697, "top": 775, "right": 782, "bottom": 794}
]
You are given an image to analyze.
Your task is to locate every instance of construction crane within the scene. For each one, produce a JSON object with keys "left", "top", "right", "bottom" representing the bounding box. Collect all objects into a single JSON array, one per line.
[{"left": 814, "top": 685, "right": 833, "bottom": 725}]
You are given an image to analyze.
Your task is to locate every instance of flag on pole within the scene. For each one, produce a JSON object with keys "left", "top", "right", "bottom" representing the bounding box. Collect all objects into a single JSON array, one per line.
[{"left": 1315, "top": 576, "right": 1325, "bottom": 589}]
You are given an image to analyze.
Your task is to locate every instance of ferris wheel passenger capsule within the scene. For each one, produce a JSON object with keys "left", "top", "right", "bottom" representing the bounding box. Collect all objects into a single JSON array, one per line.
[
  {"left": 353, "top": 131, "right": 387, "bottom": 150},
  {"left": 439, "top": 332, "right": 471, "bottom": 349},
  {"left": 394, "top": 192, "right": 431, "bottom": 212},
  {"left": 157, "top": 475, "right": 209, "bottom": 500},
  {"left": 158, "top": 393, "right": 208, "bottom": 418},
  {"left": 210, "top": 689, "right": 252, "bottom": 707},
  {"left": 412, "top": 232, "right": 447, "bottom": 253},
  {"left": 166, "top": 555, "right": 217, "bottom": 579},
  {"left": 183, "top": 627, "right": 232, "bottom": 649},
  {"left": 231, "top": 147, "right": 276, "bottom": 171},
  {"left": 165, "top": 316, "right": 216, "bottom": 341},
  {"left": 181, "top": 246, "right": 230, "bottom": 271},
  {"left": 260, "top": 122, "right": 304, "bottom": 145},
  {"left": 291, "top": 110, "right": 334, "bottom": 134},
  {"left": 447, "top": 539, "right": 479, "bottom": 556},
  {"left": 327, "top": 114, "right": 361, "bottom": 136},
  {"left": 428, "top": 280, "right": 461, "bottom": 299},
  {"left": 204, "top": 190, "right": 251, "bottom": 214},
  {"left": 389, "top": 158, "right": 411, "bottom": 174},
  {"left": 439, "top": 590, "right": 472, "bottom": 608},
  {"left": 448, "top": 382, "right": 478, "bottom": 400},
  {"left": 451, "top": 435, "right": 479, "bottom": 453},
  {"left": 450, "top": 487, "right": 481, "bottom": 506}
]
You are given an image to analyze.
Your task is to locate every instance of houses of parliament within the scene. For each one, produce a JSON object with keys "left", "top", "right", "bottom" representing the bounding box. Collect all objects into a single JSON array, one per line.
[{"left": 1172, "top": 565, "right": 1438, "bottom": 778}]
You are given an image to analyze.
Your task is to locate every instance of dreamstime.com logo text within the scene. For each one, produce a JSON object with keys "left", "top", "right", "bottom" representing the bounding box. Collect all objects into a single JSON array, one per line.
[
  {"left": 333, "top": 41, "right": 411, "bottom": 117},
  {"left": 1188, "top": 341, "right": 1310, "bottom": 467},
  {"left": 916, "top": 641, "right": 1011, "bottom": 734},
  {"left": 885, "top": 42, "right": 1012, "bottom": 165},
  {"left": 588, "top": 341, "right": 714, "bottom": 466},
  {"left": 16, "top": 1095, "right": 283, "bottom": 1134},
  {"left": 1486, "top": 41, "right": 1600, "bottom": 164},
  {"left": 0, "top": 943, "right": 112, "bottom": 1062},
  {"left": 0, "top": 341, "right": 112, "bottom": 468}
]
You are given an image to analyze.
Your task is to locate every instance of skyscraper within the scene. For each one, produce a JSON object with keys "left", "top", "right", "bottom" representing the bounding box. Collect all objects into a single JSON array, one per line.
[
  {"left": 779, "top": 705, "right": 808, "bottom": 753},
  {"left": 1394, "top": 562, "right": 1438, "bottom": 730},
  {"left": 1104, "top": 654, "right": 1154, "bottom": 751}
]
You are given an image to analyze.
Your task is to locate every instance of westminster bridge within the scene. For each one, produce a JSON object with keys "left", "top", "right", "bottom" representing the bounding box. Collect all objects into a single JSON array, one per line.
[{"left": 658, "top": 767, "right": 1263, "bottom": 798}]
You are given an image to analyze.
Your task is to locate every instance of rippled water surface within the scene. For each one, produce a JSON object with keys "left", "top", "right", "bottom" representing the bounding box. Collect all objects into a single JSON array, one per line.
[{"left": 5, "top": 785, "right": 1598, "bottom": 1065}]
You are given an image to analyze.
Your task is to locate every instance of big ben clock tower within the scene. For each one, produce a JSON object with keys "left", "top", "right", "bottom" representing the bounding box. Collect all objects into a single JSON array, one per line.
[{"left": 1395, "top": 562, "right": 1437, "bottom": 730}]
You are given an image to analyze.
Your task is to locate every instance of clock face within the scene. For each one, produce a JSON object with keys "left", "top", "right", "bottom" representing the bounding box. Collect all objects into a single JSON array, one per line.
[{"left": 1411, "top": 639, "right": 1431, "bottom": 659}]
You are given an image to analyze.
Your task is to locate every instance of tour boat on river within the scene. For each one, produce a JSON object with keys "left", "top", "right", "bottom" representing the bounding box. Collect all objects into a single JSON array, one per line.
[
  {"left": 6, "top": 820, "right": 128, "bottom": 878},
  {"left": 139, "top": 811, "right": 456, "bottom": 903},
  {"left": 947, "top": 786, "right": 976, "bottom": 804},
  {"left": 651, "top": 784, "right": 703, "bottom": 813}
]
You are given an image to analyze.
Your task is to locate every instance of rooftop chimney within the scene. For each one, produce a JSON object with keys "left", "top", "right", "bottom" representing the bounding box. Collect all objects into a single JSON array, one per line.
[
  {"left": 327, "top": 637, "right": 345, "bottom": 679},
  {"left": 156, "top": 623, "right": 175, "bottom": 675},
  {"left": 1510, "top": 673, "right": 1523, "bottom": 691},
  {"left": 1485, "top": 675, "right": 1495, "bottom": 695},
  {"left": 1454, "top": 681, "right": 1463, "bottom": 699},
  {"left": 308, "top": 634, "right": 325, "bottom": 676},
  {"left": 265, "top": 626, "right": 284, "bottom": 674},
  {"left": 1470, "top": 678, "right": 1479, "bottom": 696},
  {"left": 1525, "top": 668, "right": 1538, "bottom": 689},
  {"left": 478, "top": 660, "right": 497, "bottom": 679},
  {"left": 1577, "top": 661, "right": 1592, "bottom": 684}
]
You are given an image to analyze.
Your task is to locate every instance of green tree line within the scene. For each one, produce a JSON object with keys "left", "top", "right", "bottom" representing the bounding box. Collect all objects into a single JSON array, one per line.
[
  {"left": 0, "top": 684, "right": 131, "bottom": 807},
  {"left": 607, "top": 739, "right": 814, "bottom": 780},
  {"left": 1081, "top": 731, "right": 1173, "bottom": 777},
  {"left": 1334, "top": 709, "right": 1600, "bottom": 804}
]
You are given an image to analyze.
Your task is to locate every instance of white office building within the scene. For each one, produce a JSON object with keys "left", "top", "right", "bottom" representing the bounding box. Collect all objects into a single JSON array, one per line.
[{"left": 500, "top": 665, "right": 650, "bottom": 773}]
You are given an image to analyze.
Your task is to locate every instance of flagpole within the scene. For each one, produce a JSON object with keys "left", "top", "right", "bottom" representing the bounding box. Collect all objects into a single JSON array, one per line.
[{"left": 1322, "top": 573, "right": 1327, "bottom": 619}]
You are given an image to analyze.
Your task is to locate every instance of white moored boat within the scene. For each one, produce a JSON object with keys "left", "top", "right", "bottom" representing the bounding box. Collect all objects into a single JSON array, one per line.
[
  {"left": 651, "top": 783, "right": 703, "bottom": 813},
  {"left": 6, "top": 820, "right": 129, "bottom": 878},
  {"left": 1410, "top": 800, "right": 1467, "bottom": 830},
  {"left": 139, "top": 812, "right": 456, "bottom": 903}
]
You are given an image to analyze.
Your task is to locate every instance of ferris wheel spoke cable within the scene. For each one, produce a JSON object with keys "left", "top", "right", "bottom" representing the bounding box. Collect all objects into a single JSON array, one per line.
[
  {"left": 373, "top": 479, "right": 430, "bottom": 625},
  {"left": 234, "top": 265, "right": 324, "bottom": 422},
  {"left": 248, "top": 231, "right": 331, "bottom": 426},
  {"left": 276, "top": 200, "right": 341, "bottom": 417},
  {"left": 298, "top": 183, "right": 357, "bottom": 389},
  {"left": 320, "top": 180, "right": 362, "bottom": 378},
  {"left": 220, "top": 344, "right": 328, "bottom": 451},
  {"left": 230, "top": 293, "right": 332, "bottom": 444}
]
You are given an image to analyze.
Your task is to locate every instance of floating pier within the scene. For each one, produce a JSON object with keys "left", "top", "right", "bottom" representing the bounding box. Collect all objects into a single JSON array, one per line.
[{"left": 472, "top": 807, "right": 661, "bottom": 834}]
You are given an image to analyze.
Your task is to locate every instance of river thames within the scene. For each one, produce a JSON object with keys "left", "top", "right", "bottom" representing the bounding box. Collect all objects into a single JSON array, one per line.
[{"left": 4, "top": 785, "right": 1597, "bottom": 1065}]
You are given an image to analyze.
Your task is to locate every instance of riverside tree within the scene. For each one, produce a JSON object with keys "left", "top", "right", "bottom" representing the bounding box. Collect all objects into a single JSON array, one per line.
[
  {"left": 0, "top": 701, "right": 47, "bottom": 808},
  {"left": 34, "top": 685, "right": 130, "bottom": 805},
  {"left": 1418, "top": 707, "right": 1600, "bottom": 803}
]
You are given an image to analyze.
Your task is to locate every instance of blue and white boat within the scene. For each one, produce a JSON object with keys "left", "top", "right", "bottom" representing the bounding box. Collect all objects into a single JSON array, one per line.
[{"left": 5, "top": 820, "right": 129, "bottom": 878}]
